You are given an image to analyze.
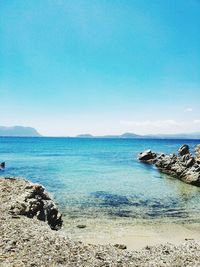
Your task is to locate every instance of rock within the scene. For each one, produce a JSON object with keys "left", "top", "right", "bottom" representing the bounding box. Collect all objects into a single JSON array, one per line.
[
  {"left": 138, "top": 150, "right": 157, "bottom": 163},
  {"left": 180, "top": 170, "right": 200, "bottom": 186},
  {"left": 178, "top": 144, "right": 190, "bottom": 156},
  {"left": 5, "top": 177, "right": 16, "bottom": 181},
  {"left": 139, "top": 145, "right": 200, "bottom": 187},
  {"left": 77, "top": 224, "right": 86, "bottom": 229},
  {"left": 185, "top": 157, "right": 195, "bottom": 168},
  {"left": 8, "top": 181, "right": 62, "bottom": 230},
  {"left": 0, "top": 162, "right": 5, "bottom": 170},
  {"left": 114, "top": 244, "right": 127, "bottom": 250},
  {"left": 195, "top": 145, "right": 200, "bottom": 160},
  {"left": 180, "top": 154, "right": 190, "bottom": 162}
]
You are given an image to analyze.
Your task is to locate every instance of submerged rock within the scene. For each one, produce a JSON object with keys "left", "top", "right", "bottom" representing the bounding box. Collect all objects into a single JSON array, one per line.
[
  {"left": 91, "top": 191, "right": 130, "bottom": 207},
  {"left": 139, "top": 144, "right": 200, "bottom": 187}
]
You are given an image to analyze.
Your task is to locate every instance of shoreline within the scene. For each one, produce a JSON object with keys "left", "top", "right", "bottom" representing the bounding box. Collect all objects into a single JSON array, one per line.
[
  {"left": 64, "top": 219, "right": 200, "bottom": 251},
  {"left": 1, "top": 177, "right": 200, "bottom": 266}
]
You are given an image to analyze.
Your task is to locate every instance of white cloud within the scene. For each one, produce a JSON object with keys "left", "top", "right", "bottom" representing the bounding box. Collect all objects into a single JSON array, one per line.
[
  {"left": 120, "top": 120, "right": 179, "bottom": 127},
  {"left": 185, "top": 107, "right": 193, "bottom": 112},
  {"left": 119, "top": 120, "right": 200, "bottom": 134},
  {"left": 193, "top": 120, "right": 200, "bottom": 124}
]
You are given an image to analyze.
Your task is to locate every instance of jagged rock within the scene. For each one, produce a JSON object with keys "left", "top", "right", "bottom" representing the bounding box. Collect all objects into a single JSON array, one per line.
[
  {"left": 139, "top": 144, "right": 200, "bottom": 187},
  {"left": 178, "top": 144, "right": 190, "bottom": 156},
  {"left": 185, "top": 157, "right": 195, "bottom": 168},
  {"left": 7, "top": 179, "right": 62, "bottom": 230},
  {"left": 195, "top": 145, "right": 200, "bottom": 160},
  {"left": 0, "top": 162, "right": 5, "bottom": 170},
  {"left": 138, "top": 150, "right": 157, "bottom": 163}
]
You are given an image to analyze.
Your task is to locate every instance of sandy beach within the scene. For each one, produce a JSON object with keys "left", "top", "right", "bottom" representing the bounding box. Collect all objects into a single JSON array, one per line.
[
  {"left": 1, "top": 177, "right": 200, "bottom": 267},
  {"left": 65, "top": 219, "right": 200, "bottom": 250}
]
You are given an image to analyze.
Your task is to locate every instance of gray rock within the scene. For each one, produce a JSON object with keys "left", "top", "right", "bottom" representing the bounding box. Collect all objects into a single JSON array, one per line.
[
  {"left": 186, "top": 157, "right": 195, "bottom": 168},
  {"left": 9, "top": 182, "right": 62, "bottom": 230},
  {"left": 0, "top": 162, "right": 5, "bottom": 170},
  {"left": 195, "top": 144, "right": 200, "bottom": 160},
  {"left": 138, "top": 150, "right": 157, "bottom": 163},
  {"left": 180, "top": 154, "right": 190, "bottom": 162},
  {"left": 114, "top": 244, "right": 127, "bottom": 250},
  {"left": 140, "top": 144, "right": 200, "bottom": 187},
  {"left": 77, "top": 224, "right": 86, "bottom": 229},
  {"left": 178, "top": 144, "right": 190, "bottom": 156}
]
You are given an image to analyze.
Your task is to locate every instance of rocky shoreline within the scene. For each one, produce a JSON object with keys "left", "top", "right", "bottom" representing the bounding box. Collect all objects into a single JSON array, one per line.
[
  {"left": 6, "top": 178, "right": 63, "bottom": 230},
  {"left": 139, "top": 144, "right": 200, "bottom": 186},
  {"left": 1, "top": 177, "right": 200, "bottom": 266}
]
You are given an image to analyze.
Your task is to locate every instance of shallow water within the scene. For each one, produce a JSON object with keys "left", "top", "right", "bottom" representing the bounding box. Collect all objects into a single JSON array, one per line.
[{"left": 1, "top": 137, "right": 200, "bottom": 246}]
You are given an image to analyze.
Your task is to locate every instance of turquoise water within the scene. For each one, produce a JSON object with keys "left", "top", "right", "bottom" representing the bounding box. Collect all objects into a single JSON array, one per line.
[{"left": 1, "top": 137, "right": 200, "bottom": 225}]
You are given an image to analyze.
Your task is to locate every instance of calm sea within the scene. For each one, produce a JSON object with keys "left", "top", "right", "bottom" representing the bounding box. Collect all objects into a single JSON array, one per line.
[{"left": 1, "top": 137, "right": 200, "bottom": 227}]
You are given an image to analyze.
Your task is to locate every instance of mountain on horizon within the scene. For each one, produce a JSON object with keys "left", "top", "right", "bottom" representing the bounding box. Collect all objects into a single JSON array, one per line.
[
  {"left": 76, "top": 132, "right": 200, "bottom": 139},
  {"left": 0, "top": 126, "right": 41, "bottom": 137},
  {"left": 1, "top": 127, "right": 199, "bottom": 139},
  {"left": 76, "top": 132, "right": 141, "bottom": 139},
  {"left": 120, "top": 132, "right": 141, "bottom": 138},
  {"left": 76, "top": 134, "right": 94, "bottom": 138},
  {"left": 145, "top": 132, "right": 200, "bottom": 139}
]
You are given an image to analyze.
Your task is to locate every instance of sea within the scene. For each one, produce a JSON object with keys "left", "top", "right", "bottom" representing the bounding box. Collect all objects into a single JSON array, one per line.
[{"left": 1, "top": 137, "right": 200, "bottom": 247}]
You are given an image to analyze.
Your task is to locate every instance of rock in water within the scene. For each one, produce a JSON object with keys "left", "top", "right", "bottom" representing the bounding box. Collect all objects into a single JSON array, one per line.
[
  {"left": 0, "top": 162, "right": 5, "bottom": 170},
  {"left": 4, "top": 178, "right": 63, "bottom": 230},
  {"left": 178, "top": 144, "right": 190, "bottom": 156},
  {"left": 138, "top": 150, "right": 157, "bottom": 163},
  {"left": 138, "top": 144, "right": 200, "bottom": 187}
]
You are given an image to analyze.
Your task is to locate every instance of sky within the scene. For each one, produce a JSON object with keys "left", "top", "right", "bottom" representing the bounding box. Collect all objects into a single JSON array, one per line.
[{"left": 0, "top": 0, "right": 200, "bottom": 136}]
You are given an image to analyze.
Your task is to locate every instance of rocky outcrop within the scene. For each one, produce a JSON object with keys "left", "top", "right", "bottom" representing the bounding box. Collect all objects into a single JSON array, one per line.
[
  {"left": 2, "top": 177, "right": 62, "bottom": 230},
  {"left": 178, "top": 144, "right": 190, "bottom": 156},
  {"left": 195, "top": 145, "right": 200, "bottom": 161},
  {"left": 139, "top": 144, "right": 200, "bottom": 187},
  {"left": 138, "top": 150, "right": 157, "bottom": 164}
]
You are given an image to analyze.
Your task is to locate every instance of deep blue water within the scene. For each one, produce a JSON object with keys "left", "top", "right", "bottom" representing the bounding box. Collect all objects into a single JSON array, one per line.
[{"left": 1, "top": 137, "right": 200, "bottom": 224}]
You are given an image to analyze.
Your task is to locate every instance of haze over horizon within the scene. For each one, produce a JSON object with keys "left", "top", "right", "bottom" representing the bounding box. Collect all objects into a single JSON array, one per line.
[{"left": 1, "top": 0, "right": 200, "bottom": 136}]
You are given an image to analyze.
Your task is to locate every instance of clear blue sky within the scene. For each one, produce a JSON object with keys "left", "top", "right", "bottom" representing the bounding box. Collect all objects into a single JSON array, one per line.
[{"left": 0, "top": 0, "right": 200, "bottom": 136}]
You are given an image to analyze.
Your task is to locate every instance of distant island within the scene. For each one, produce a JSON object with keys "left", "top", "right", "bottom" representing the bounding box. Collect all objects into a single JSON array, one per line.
[
  {"left": 76, "top": 132, "right": 200, "bottom": 139},
  {"left": 0, "top": 126, "right": 41, "bottom": 137},
  {"left": 0, "top": 127, "right": 199, "bottom": 139}
]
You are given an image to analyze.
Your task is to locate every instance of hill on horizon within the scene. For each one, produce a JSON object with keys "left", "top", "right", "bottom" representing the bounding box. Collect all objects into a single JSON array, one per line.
[
  {"left": 76, "top": 132, "right": 200, "bottom": 139},
  {"left": 0, "top": 126, "right": 41, "bottom": 137}
]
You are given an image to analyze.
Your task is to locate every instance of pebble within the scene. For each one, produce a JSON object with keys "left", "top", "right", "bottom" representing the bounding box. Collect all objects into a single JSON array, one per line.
[
  {"left": 77, "top": 224, "right": 87, "bottom": 229},
  {"left": 114, "top": 244, "right": 127, "bottom": 250}
]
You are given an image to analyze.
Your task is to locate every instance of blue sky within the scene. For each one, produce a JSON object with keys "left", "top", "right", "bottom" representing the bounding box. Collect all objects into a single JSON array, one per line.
[{"left": 0, "top": 0, "right": 200, "bottom": 136}]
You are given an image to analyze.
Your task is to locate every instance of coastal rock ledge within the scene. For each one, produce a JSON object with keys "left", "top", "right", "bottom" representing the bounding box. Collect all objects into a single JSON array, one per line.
[
  {"left": 1, "top": 177, "right": 63, "bottom": 230},
  {"left": 138, "top": 144, "right": 200, "bottom": 186}
]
